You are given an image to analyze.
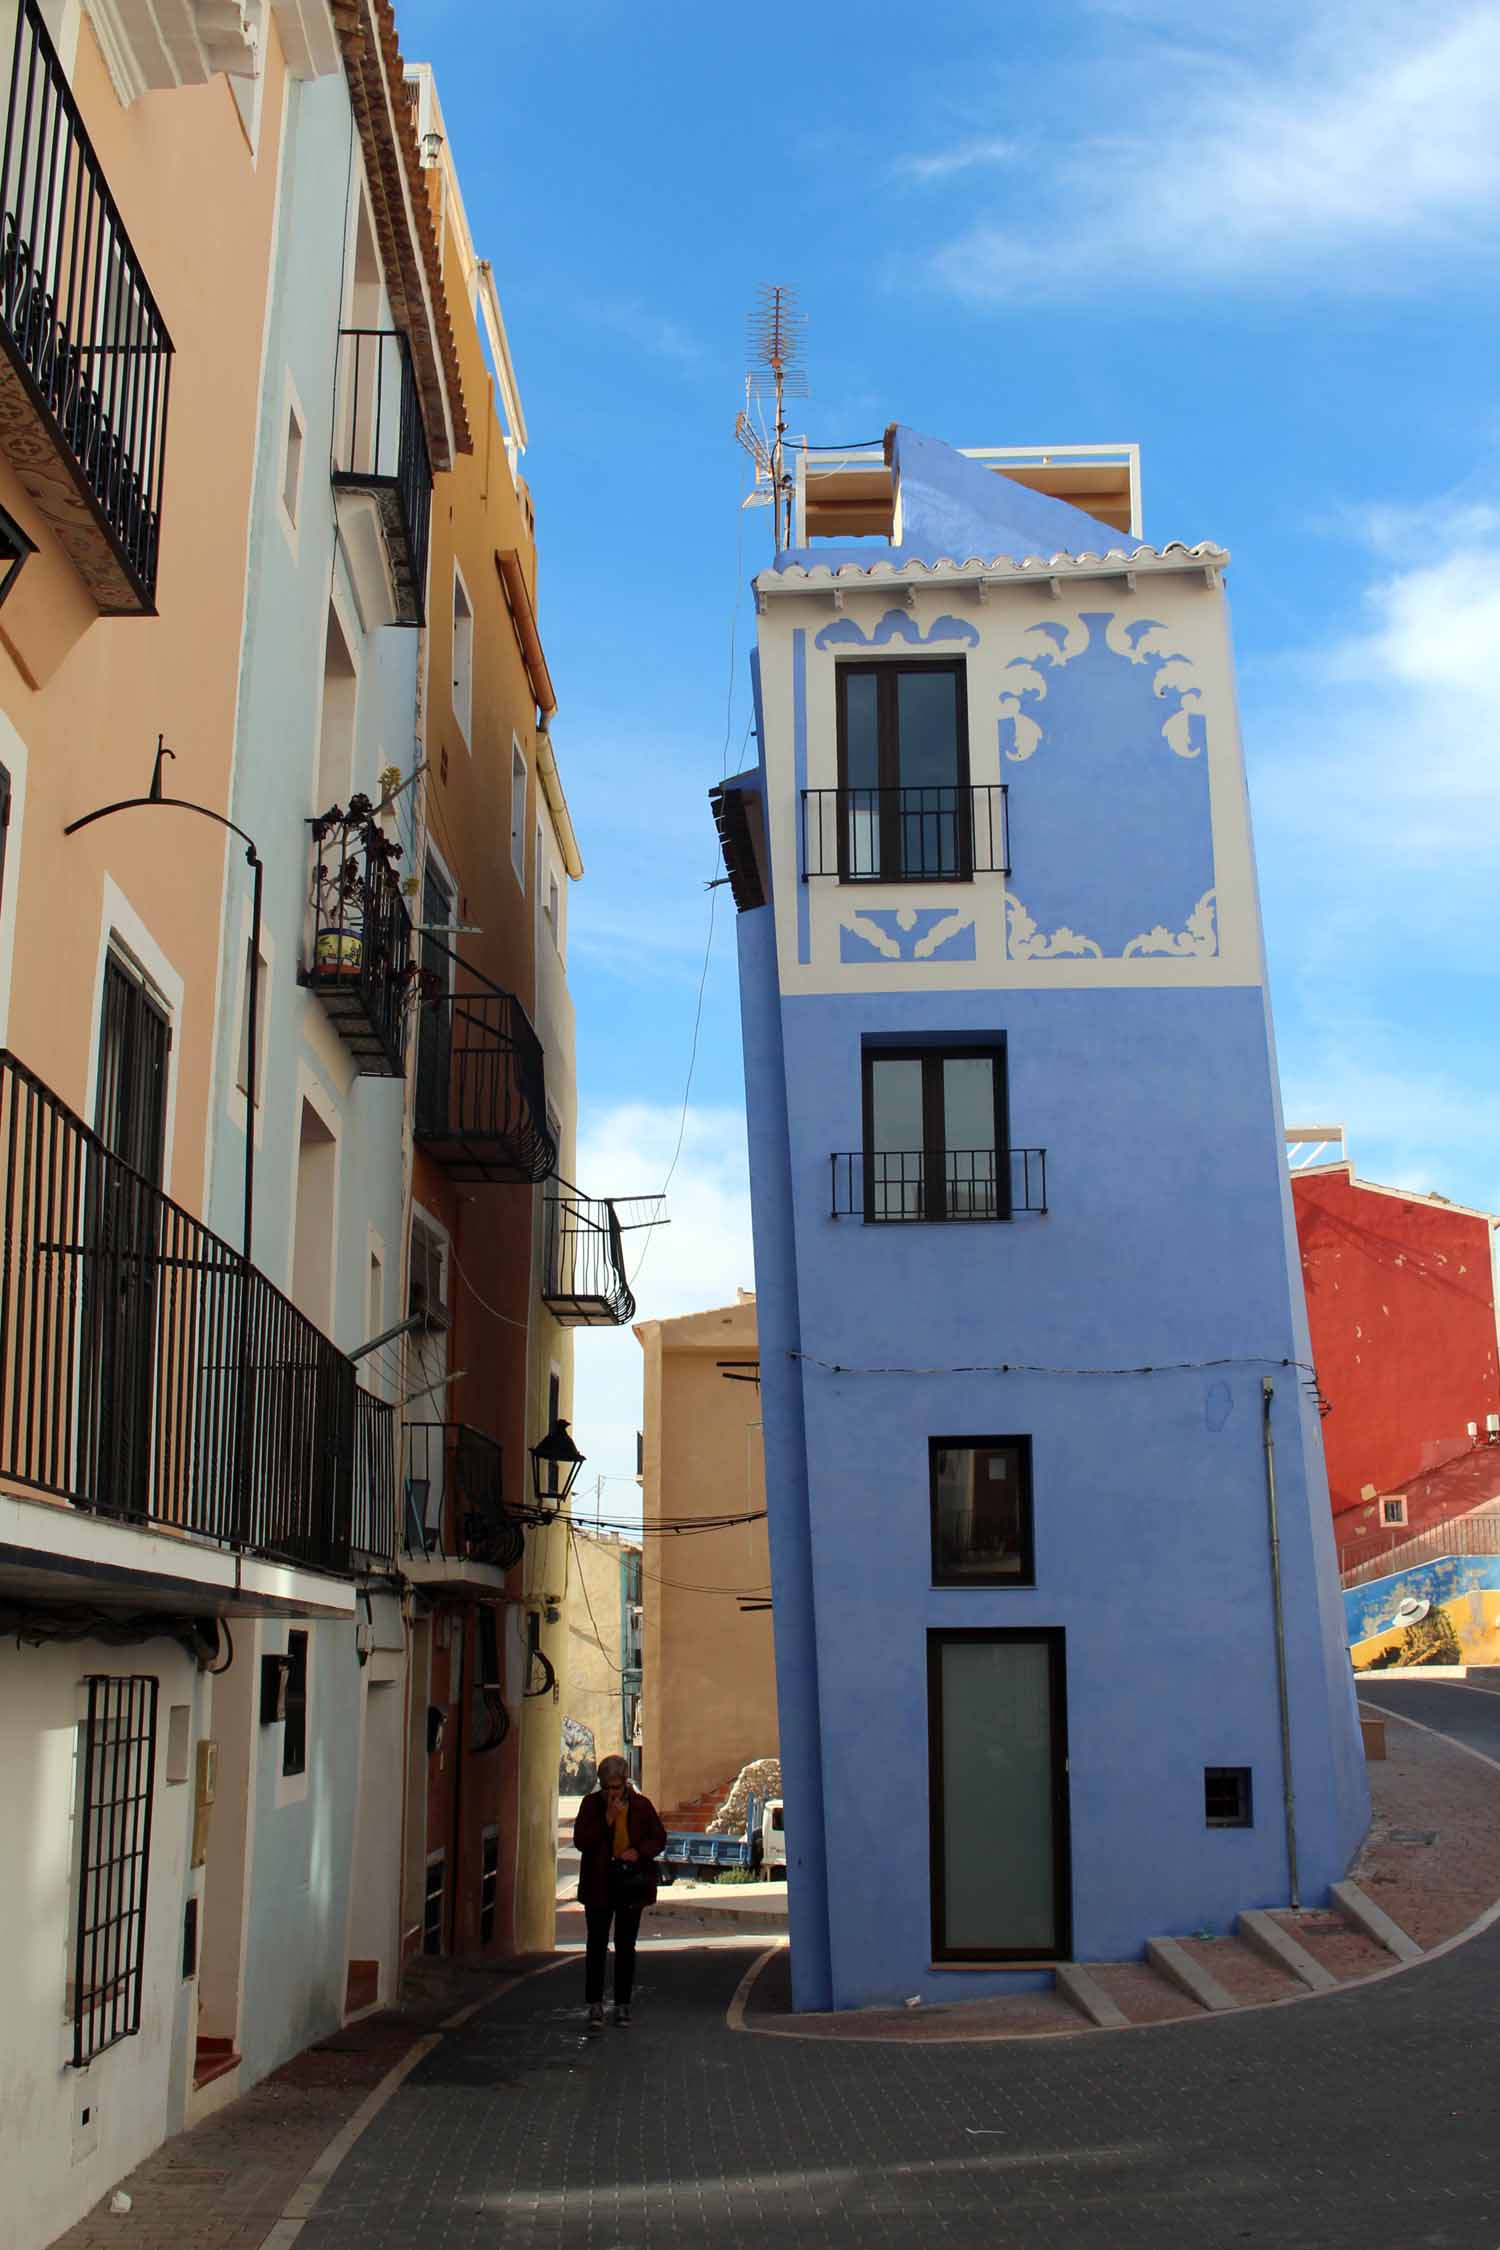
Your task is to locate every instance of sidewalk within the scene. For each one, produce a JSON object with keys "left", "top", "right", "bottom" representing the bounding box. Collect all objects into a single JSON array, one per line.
[{"left": 48, "top": 1956, "right": 558, "bottom": 2250}]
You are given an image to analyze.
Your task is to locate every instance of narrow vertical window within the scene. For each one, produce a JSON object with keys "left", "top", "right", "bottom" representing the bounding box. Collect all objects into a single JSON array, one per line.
[
  {"left": 282, "top": 1631, "right": 309, "bottom": 1778},
  {"left": 452, "top": 569, "right": 474, "bottom": 743},
  {"left": 835, "top": 661, "right": 970, "bottom": 880},
  {"left": 72, "top": 1675, "right": 159, "bottom": 2067},
  {"left": 236, "top": 937, "right": 268, "bottom": 1104},
  {"left": 510, "top": 742, "right": 527, "bottom": 885},
  {"left": 862, "top": 1042, "right": 1008, "bottom": 1223},
  {"left": 281, "top": 398, "right": 304, "bottom": 528}
]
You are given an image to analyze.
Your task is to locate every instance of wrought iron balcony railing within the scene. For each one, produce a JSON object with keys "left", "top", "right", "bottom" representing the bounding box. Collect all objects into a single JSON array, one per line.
[
  {"left": 402, "top": 1421, "right": 524, "bottom": 1572},
  {"left": 0, "top": 1, "right": 172, "bottom": 613},
  {"left": 414, "top": 939, "right": 555, "bottom": 1184},
  {"left": 541, "top": 1193, "right": 635, "bottom": 1327},
  {"left": 0, "top": 1052, "right": 395, "bottom": 1575},
  {"left": 304, "top": 804, "right": 412, "bottom": 1077},
  {"left": 830, "top": 1146, "right": 1048, "bottom": 1222},
  {"left": 801, "top": 784, "right": 1008, "bottom": 883},
  {"left": 331, "top": 327, "right": 432, "bottom": 626}
]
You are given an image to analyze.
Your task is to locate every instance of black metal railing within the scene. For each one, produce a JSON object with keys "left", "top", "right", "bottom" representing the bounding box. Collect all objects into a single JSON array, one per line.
[
  {"left": 414, "top": 938, "right": 555, "bottom": 1184},
  {"left": 541, "top": 1193, "right": 635, "bottom": 1327},
  {"left": 304, "top": 810, "right": 411, "bottom": 1077},
  {"left": 801, "top": 785, "right": 1008, "bottom": 882},
  {"left": 830, "top": 1146, "right": 1047, "bottom": 1222},
  {"left": 331, "top": 327, "right": 431, "bottom": 626},
  {"left": 0, "top": 1, "right": 172, "bottom": 606},
  {"left": 352, "top": 1386, "right": 398, "bottom": 1567},
  {"left": 402, "top": 1421, "right": 524, "bottom": 1571},
  {"left": 0, "top": 1051, "right": 393, "bottom": 1573}
]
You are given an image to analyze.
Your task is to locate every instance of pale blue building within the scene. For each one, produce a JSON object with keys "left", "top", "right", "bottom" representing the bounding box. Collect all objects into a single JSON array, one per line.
[
  {"left": 195, "top": 46, "right": 460, "bottom": 2086},
  {"left": 713, "top": 428, "right": 1368, "bottom": 2013}
]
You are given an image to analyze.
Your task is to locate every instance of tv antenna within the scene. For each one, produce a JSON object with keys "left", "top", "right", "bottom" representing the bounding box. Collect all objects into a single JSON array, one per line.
[{"left": 743, "top": 283, "right": 806, "bottom": 550}]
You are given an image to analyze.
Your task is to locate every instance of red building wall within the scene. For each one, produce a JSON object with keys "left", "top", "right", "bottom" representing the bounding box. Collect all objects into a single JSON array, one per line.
[{"left": 1292, "top": 1167, "right": 1500, "bottom": 1527}]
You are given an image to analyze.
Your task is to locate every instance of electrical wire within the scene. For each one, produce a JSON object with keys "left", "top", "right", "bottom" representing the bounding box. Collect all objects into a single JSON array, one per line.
[
  {"left": 791, "top": 1351, "right": 1318, "bottom": 1379},
  {"left": 567, "top": 1524, "right": 627, "bottom": 1676}
]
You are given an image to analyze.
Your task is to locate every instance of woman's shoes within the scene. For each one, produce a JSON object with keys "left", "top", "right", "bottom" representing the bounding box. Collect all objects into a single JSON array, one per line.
[
  {"left": 587, "top": 2002, "right": 605, "bottom": 2031},
  {"left": 613, "top": 2004, "right": 632, "bottom": 2027}
]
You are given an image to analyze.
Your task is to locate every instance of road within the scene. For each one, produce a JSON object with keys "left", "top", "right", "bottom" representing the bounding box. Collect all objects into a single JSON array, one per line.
[
  {"left": 1357, "top": 1672, "right": 1500, "bottom": 1761},
  {"left": 298, "top": 1703, "right": 1500, "bottom": 2250}
]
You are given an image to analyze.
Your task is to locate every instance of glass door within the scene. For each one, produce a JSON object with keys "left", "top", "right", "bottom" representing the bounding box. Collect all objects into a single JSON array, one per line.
[
  {"left": 88, "top": 955, "right": 169, "bottom": 1518},
  {"left": 927, "top": 1629, "right": 1070, "bottom": 1960}
]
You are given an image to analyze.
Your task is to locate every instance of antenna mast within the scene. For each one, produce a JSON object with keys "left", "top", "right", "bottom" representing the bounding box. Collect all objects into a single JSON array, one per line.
[{"left": 745, "top": 284, "right": 807, "bottom": 551}]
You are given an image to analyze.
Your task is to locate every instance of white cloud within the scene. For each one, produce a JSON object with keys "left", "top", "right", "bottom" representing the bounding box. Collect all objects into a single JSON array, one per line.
[
  {"left": 567, "top": 1103, "right": 754, "bottom": 1507},
  {"left": 930, "top": 5, "right": 1500, "bottom": 297},
  {"left": 891, "top": 136, "right": 1016, "bottom": 184}
]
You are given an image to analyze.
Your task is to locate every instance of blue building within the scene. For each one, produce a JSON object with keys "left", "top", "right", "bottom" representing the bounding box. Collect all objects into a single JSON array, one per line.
[{"left": 713, "top": 428, "right": 1369, "bottom": 2013}]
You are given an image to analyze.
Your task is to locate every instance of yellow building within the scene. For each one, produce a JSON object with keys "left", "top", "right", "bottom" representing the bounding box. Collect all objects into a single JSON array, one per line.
[{"left": 638, "top": 1294, "right": 778, "bottom": 1818}]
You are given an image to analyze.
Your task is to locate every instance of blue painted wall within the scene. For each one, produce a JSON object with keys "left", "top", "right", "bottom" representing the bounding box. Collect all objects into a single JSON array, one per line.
[
  {"left": 1345, "top": 1555, "right": 1500, "bottom": 1645},
  {"left": 204, "top": 73, "right": 415, "bottom": 2079}
]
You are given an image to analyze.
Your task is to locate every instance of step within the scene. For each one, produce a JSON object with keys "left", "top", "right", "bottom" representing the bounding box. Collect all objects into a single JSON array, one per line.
[
  {"left": 1268, "top": 1908, "right": 1392, "bottom": 1984},
  {"left": 1166, "top": 1935, "right": 1302, "bottom": 2008},
  {"left": 1238, "top": 1909, "right": 1337, "bottom": 1993},
  {"left": 1077, "top": 1962, "right": 1201, "bottom": 2026}
]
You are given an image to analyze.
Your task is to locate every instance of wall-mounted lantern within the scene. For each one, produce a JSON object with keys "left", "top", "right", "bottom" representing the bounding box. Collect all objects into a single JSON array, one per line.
[{"left": 529, "top": 1418, "right": 584, "bottom": 1517}]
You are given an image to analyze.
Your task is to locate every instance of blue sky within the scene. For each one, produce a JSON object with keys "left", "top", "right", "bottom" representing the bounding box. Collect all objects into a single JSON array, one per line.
[{"left": 404, "top": 0, "right": 1500, "bottom": 1500}]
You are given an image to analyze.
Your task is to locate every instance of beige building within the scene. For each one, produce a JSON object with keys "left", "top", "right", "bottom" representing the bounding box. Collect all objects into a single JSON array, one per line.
[
  {"left": 561, "top": 1527, "right": 642, "bottom": 1790},
  {"left": 637, "top": 1295, "right": 778, "bottom": 1817}
]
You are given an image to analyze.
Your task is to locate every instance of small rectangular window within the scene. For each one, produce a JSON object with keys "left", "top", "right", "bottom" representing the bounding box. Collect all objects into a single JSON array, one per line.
[
  {"left": 862, "top": 1041, "right": 1008, "bottom": 1223},
  {"left": 452, "top": 570, "right": 474, "bottom": 743},
  {"left": 282, "top": 1631, "right": 309, "bottom": 1777},
  {"left": 930, "top": 1437, "right": 1034, "bottom": 1586},
  {"left": 1204, "top": 1767, "right": 1252, "bottom": 1827},
  {"left": 281, "top": 399, "right": 303, "bottom": 527},
  {"left": 72, "top": 1675, "right": 159, "bottom": 2067},
  {"left": 836, "top": 660, "right": 970, "bottom": 880},
  {"left": 510, "top": 742, "right": 527, "bottom": 885},
  {"left": 1381, "top": 1495, "right": 1407, "bottom": 1527}
]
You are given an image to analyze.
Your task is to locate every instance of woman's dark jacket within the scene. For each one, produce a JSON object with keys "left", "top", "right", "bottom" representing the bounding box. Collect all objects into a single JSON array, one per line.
[{"left": 573, "top": 1786, "right": 667, "bottom": 1910}]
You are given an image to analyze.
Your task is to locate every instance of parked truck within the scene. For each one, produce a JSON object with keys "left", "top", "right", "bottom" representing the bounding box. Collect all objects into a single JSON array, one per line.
[{"left": 663, "top": 1794, "right": 786, "bottom": 1880}]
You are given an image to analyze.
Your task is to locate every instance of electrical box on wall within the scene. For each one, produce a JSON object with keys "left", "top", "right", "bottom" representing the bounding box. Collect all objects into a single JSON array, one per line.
[{"left": 191, "top": 1739, "right": 217, "bottom": 1869}]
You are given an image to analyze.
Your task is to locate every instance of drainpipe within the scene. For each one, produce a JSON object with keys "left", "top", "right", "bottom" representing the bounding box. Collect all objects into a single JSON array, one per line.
[{"left": 1261, "top": 1378, "right": 1300, "bottom": 1908}]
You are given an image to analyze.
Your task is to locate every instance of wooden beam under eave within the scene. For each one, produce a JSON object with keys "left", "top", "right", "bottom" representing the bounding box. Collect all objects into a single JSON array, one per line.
[{"left": 496, "top": 547, "right": 556, "bottom": 717}]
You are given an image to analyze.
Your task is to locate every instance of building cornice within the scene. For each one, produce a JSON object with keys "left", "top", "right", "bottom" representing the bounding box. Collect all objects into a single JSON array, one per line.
[{"left": 754, "top": 543, "right": 1229, "bottom": 612}]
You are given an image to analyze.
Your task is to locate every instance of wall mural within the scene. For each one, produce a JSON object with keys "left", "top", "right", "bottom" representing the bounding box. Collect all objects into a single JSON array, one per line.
[
  {"left": 998, "top": 610, "right": 1218, "bottom": 962},
  {"left": 839, "top": 904, "right": 978, "bottom": 963},
  {"left": 559, "top": 1714, "right": 597, "bottom": 1793},
  {"left": 815, "top": 608, "right": 980, "bottom": 652}
]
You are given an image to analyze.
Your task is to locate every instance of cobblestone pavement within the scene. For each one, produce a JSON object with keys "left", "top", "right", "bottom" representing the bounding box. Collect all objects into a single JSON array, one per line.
[{"left": 297, "top": 1921, "right": 1500, "bottom": 2250}]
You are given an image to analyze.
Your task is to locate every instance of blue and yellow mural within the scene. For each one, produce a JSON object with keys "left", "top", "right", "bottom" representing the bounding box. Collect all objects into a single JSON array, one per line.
[{"left": 1346, "top": 1555, "right": 1500, "bottom": 1669}]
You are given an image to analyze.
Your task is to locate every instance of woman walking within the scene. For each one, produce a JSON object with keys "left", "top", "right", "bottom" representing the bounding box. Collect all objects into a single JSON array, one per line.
[{"left": 573, "top": 1755, "right": 666, "bottom": 2027}]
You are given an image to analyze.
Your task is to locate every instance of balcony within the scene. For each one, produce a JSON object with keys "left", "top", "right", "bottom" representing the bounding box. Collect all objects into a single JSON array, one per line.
[
  {"left": 331, "top": 327, "right": 431, "bottom": 627},
  {"left": 414, "top": 952, "right": 555, "bottom": 1185},
  {"left": 304, "top": 801, "right": 412, "bottom": 1076},
  {"left": 0, "top": 1052, "right": 396, "bottom": 1601},
  {"left": 830, "top": 1146, "right": 1048, "bottom": 1222},
  {"left": 541, "top": 1193, "right": 636, "bottom": 1327},
  {"left": 0, "top": 2, "right": 173, "bottom": 613},
  {"left": 401, "top": 1422, "right": 524, "bottom": 1585},
  {"left": 801, "top": 785, "right": 1008, "bottom": 883}
]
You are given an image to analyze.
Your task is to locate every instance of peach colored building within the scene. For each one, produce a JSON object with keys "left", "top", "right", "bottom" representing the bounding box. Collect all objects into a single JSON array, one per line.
[{"left": 637, "top": 1295, "right": 778, "bottom": 1821}]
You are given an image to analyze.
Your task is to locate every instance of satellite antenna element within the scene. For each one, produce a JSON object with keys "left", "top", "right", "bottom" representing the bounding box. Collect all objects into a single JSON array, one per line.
[{"left": 745, "top": 283, "right": 806, "bottom": 549}]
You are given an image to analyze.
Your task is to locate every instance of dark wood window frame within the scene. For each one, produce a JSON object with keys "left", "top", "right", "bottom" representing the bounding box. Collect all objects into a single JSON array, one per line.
[
  {"left": 929, "top": 1435, "right": 1035, "bottom": 1588},
  {"left": 834, "top": 658, "right": 972, "bottom": 883},
  {"left": 861, "top": 1038, "right": 1010, "bottom": 1223},
  {"left": 281, "top": 1629, "right": 309, "bottom": 1777},
  {"left": 927, "top": 1627, "right": 1071, "bottom": 1964}
]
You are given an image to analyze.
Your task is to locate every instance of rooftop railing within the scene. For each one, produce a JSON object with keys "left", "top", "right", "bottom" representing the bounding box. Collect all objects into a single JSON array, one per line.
[
  {"left": 0, "top": 0, "right": 172, "bottom": 611},
  {"left": 0, "top": 1051, "right": 393, "bottom": 1575}
]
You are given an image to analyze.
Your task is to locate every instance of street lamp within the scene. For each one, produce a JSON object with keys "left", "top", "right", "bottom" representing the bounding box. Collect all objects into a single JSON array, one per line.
[{"left": 529, "top": 1418, "right": 584, "bottom": 1517}]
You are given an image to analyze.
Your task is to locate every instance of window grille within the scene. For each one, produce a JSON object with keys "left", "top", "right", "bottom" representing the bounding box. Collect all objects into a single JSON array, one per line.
[
  {"left": 479, "top": 1829, "right": 499, "bottom": 1946},
  {"left": 73, "top": 1675, "right": 158, "bottom": 2067}
]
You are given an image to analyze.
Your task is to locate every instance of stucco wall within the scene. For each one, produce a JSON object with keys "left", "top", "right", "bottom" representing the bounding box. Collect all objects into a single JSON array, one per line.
[
  {"left": 639, "top": 1303, "right": 778, "bottom": 1815},
  {"left": 561, "top": 1530, "right": 633, "bottom": 1785},
  {"left": 1294, "top": 1168, "right": 1500, "bottom": 1521},
  {"left": 0, "top": 1640, "right": 201, "bottom": 2250}
]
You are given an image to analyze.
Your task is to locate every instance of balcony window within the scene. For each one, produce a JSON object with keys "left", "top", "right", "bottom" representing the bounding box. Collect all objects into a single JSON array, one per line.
[
  {"left": 305, "top": 798, "right": 411, "bottom": 1077},
  {"left": 865, "top": 1042, "right": 1007, "bottom": 1222},
  {"left": 0, "top": 3, "right": 172, "bottom": 613},
  {"left": 931, "top": 1438, "right": 1034, "bottom": 1587},
  {"left": 330, "top": 328, "right": 432, "bottom": 626},
  {"left": 834, "top": 660, "right": 972, "bottom": 880}
]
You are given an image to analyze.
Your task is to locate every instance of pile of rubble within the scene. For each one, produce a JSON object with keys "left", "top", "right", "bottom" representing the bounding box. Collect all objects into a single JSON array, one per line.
[{"left": 707, "top": 1756, "right": 782, "bottom": 1837}]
